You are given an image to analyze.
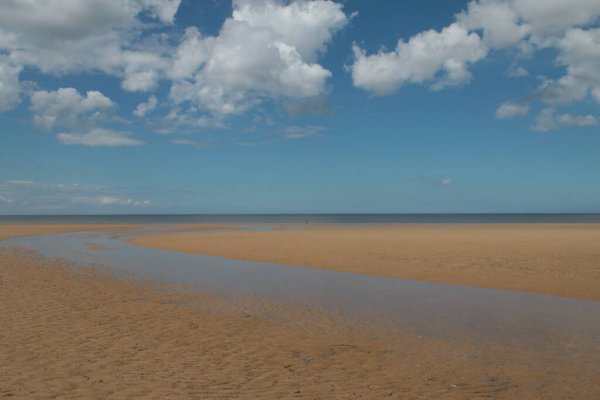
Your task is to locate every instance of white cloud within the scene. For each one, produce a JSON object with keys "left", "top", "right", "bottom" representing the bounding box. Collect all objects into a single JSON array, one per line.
[
  {"left": 528, "top": 28, "right": 600, "bottom": 107},
  {"left": 495, "top": 101, "right": 530, "bottom": 119},
  {"left": 350, "top": 0, "right": 598, "bottom": 97},
  {"left": 534, "top": 75, "right": 590, "bottom": 106},
  {"left": 0, "top": 194, "right": 13, "bottom": 204},
  {"left": 350, "top": 0, "right": 600, "bottom": 130},
  {"left": 351, "top": 23, "right": 488, "bottom": 95},
  {"left": 510, "top": 0, "right": 600, "bottom": 37},
  {"left": 507, "top": 66, "right": 529, "bottom": 78},
  {"left": 0, "top": 0, "right": 181, "bottom": 110},
  {"left": 441, "top": 178, "right": 453, "bottom": 186},
  {"left": 4, "top": 180, "right": 36, "bottom": 186},
  {"left": 57, "top": 128, "right": 145, "bottom": 147},
  {"left": 122, "top": 69, "right": 159, "bottom": 92},
  {"left": 2, "top": 0, "right": 599, "bottom": 136},
  {"left": 0, "top": 179, "right": 152, "bottom": 211},
  {"left": 30, "top": 87, "right": 114, "bottom": 130},
  {"left": 532, "top": 109, "right": 558, "bottom": 132},
  {"left": 232, "top": 0, "right": 351, "bottom": 62},
  {"left": 134, "top": 95, "right": 158, "bottom": 117},
  {"left": 96, "top": 196, "right": 152, "bottom": 206},
  {"left": 163, "top": 108, "right": 226, "bottom": 130},
  {"left": 532, "top": 108, "right": 598, "bottom": 132},
  {"left": 457, "top": 1, "right": 530, "bottom": 48},
  {"left": 557, "top": 113, "right": 599, "bottom": 126},
  {"left": 0, "top": 57, "right": 22, "bottom": 112},
  {"left": 284, "top": 125, "right": 324, "bottom": 140},
  {"left": 29, "top": 88, "right": 147, "bottom": 146},
  {"left": 139, "top": 0, "right": 181, "bottom": 24},
  {"left": 458, "top": 0, "right": 600, "bottom": 44},
  {"left": 168, "top": 0, "right": 349, "bottom": 117},
  {"left": 168, "top": 27, "right": 212, "bottom": 80},
  {"left": 463, "top": 1, "right": 600, "bottom": 108}
]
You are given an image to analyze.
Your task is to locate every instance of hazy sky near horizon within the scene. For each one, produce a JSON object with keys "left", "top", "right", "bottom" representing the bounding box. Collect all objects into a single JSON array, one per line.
[{"left": 1, "top": 0, "right": 599, "bottom": 214}]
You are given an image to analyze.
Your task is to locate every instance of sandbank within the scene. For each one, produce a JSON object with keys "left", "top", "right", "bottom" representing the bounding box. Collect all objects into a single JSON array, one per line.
[{"left": 130, "top": 223, "right": 600, "bottom": 300}]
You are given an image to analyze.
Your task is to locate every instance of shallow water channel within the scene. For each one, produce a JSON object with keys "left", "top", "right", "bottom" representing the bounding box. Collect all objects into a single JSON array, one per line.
[{"left": 6, "top": 227, "right": 600, "bottom": 356}]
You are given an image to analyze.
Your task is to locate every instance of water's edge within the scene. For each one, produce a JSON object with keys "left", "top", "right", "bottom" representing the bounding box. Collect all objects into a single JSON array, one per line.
[{"left": 3, "top": 227, "right": 599, "bottom": 357}]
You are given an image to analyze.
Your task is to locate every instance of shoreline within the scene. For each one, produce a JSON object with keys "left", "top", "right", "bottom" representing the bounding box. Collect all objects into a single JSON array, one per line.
[
  {"left": 2, "top": 222, "right": 599, "bottom": 300},
  {"left": 1, "top": 224, "right": 599, "bottom": 398},
  {"left": 128, "top": 223, "right": 600, "bottom": 301},
  {"left": 1, "top": 245, "right": 598, "bottom": 398}
]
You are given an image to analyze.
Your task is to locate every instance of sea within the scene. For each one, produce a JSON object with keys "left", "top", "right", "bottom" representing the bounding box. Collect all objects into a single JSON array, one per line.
[{"left": 1, "top": 213, "right": 600, "bottom": 224}]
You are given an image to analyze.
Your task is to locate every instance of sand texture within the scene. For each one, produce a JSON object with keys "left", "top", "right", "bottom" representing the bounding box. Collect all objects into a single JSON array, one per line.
[
  {"left": 130, "top": 223, "right": 600, "bottom": 300},
  {"left": 1, "top": 244, "right": 599, "bottom": 399}
]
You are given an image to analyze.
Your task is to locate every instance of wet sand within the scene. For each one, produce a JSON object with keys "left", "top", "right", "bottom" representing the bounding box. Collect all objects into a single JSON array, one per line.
[
  {"left": 1, "top": 245, "right": 599, "bottom": 399},
  {"left": 0, "top": 224, "right": 126, "bottom": 240},
  {"left": 0, "top": 223, "right": 231, "bottom": 241},
  {"left": 1, "top": 223, "right": 599, "bottom": 398},
  {"left": 130, "top": 224, "right": 600, "bottom": 300}
]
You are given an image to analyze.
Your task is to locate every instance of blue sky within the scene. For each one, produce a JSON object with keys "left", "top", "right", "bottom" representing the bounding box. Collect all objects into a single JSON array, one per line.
[{"left": 1, "top": 0, "right": 599, "bottom": 214}]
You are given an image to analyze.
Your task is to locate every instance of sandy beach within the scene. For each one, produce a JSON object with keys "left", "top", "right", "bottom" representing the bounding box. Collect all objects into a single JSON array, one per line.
[
  {"left": 130, "top": 223, "right": 600, "bottom": 300},
  {"left": 1, "top": 223, "right": 599, "bottom": 398}
]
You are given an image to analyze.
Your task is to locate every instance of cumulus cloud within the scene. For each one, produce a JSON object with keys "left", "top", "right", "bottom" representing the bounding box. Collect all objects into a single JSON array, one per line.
[
  {"left": 139, "top": 0, "right": 181, "bottom": 24},
  {"left": 0, "top": 0, "right": 181, "bottom": 112},
  {"left": 168, "top": 0, "right": 349, "bottom": 117},
  {"left": 350, "top": 0, "right": 600, "bottom": 129},
  {"left": 57, "top": 128, "right": 145, "bottom": 147},
  {"left": 0, "top": 57, "right": 22, "bottom": 112},
  {"left": 168, "top": 27, "right": 213, "bottom": 81},
  {"left": 532, "top": 108, "right": 598, "bottom": 132},
  {"left": 351, "top": 23, "right": 488, "bottom": 95},
  {"left": 495, "top": 101, "right": 530, "bottom": 119},
  {"left": 457, "top": 0, "right": 529, "bottom": 48},
  {"left": 351, "top": 0, "right": 600, "bottom": 96},
  {"left": 0, "top": 179, "right": 152, "bottom": 211},
  {"left": 540, "top": 28, "right": 600, "bottom": 105},
  {"left": 134, "top": 95, "right": 158, "bottom": 117},
  {"left": 510, "top": 0, "right": 600, "bottom": 37},
  {"left": 557, "top": 113, "right": 599, "bottom": 126},
  {"left": 3, "top": 0, "right": 599, "bottom": 138},
  {"left": 0, "top": 0, "right": 350, "bottom": 125},
  {"left": 28, "top": 88, "right": 146, "bottom": 146},
  {"left": 30, "top": 87, "right": 114, "bottom": 130}
]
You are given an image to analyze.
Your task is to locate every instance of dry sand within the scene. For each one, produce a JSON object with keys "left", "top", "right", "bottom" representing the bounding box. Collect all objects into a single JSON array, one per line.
[
  {"left": 1, "top": 245, "right": 599, "bottom": 399},
  {"left": 130, "top": 223, "right": 600, "bottom": 300}
]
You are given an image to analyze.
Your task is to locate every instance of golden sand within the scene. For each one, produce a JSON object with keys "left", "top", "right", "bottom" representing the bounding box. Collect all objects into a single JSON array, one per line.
[
  {"left": 1, "top": 223, "right": 599, "bottom": 398},
  {"left": 1, "top": 245, "right": 598, "bottom": 399},
  {"left": 130, "top": 223, "right": 600, "bottom": 300}
]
